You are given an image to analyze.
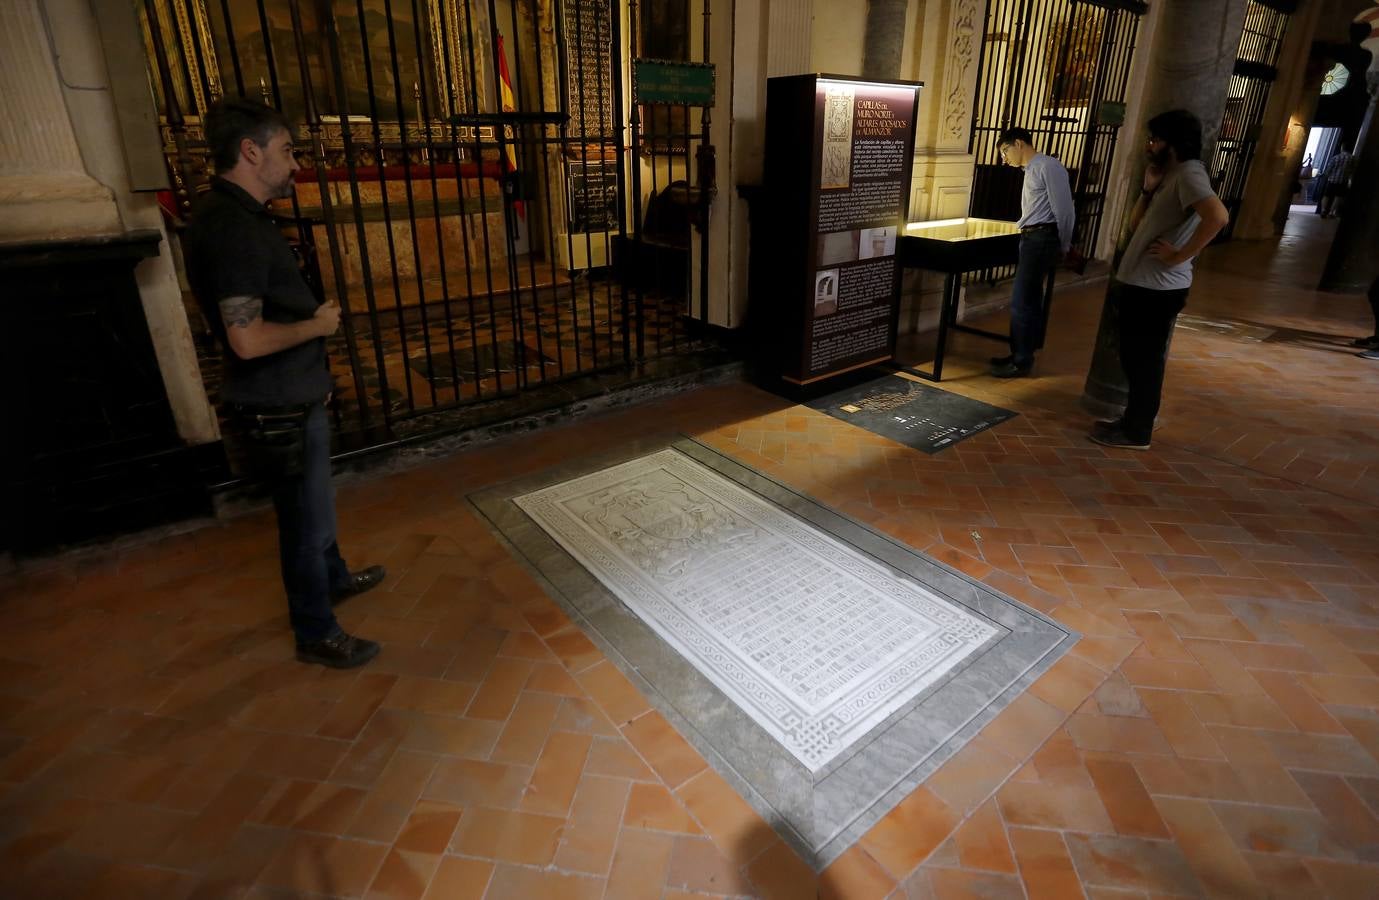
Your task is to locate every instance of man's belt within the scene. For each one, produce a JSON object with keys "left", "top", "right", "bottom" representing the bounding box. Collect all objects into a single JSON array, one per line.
[
  {"left": 1020, "top": 222, "right": 1058, "bottom": 232},
  {"left": 228, "top": 400, "right": 321, "bottom": 417}
]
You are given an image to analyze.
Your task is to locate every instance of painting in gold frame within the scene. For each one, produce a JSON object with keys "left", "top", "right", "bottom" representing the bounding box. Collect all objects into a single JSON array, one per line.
[{"left": 1044, "top": 16, "right": 1103, "bottom": 108}]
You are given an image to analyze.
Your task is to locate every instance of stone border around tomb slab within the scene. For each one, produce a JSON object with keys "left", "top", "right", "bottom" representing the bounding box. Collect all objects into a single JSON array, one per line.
[{"left": 469, "top": 436, "right": 1078, "bottom": 870}]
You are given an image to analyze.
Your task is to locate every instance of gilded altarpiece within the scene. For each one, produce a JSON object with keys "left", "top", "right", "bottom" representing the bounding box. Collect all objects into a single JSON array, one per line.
[{"left": 139, "top": 0, "right": 496, "bottom": 192}]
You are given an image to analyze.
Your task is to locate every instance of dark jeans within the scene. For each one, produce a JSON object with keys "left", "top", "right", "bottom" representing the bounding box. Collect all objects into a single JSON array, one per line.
[
  {"left": 1117, "top": 282, "right": 1189, "bottom": 443},
  {"left": 237, "top": 401, "right": 348, "bottom": 643},
  {"left": 1368, "top": 275, "right": 1379, "bottom": 335},
  {"left": 1009, "top": 228, "right": 1062, "bottom": 365}
]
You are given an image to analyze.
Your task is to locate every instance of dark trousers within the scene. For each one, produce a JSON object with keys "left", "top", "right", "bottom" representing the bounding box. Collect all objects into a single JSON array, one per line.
[
  {"left": 275, "top": 402, "right": 350, "bottom": 642},
  {"left": 236, "top": 401, "right": 348, "bottom": 643},
  {"left": 1368, "top": 275, "right": 1379, "bottom": 335},
  {"left": 1117, "top": 282, "right": 1189, "bottom": 443},
  {"left": 1009, "top": 228, "right": 1062, "bottom": 365}
]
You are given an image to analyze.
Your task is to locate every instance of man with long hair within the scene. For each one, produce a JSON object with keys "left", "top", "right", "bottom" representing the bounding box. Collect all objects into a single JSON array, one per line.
[
  {"left": 184, "top": 98, "right": 384, "bottom": 668},
  {"left": 1092, "top": 110, "right": 1229, "bottom": 450}
]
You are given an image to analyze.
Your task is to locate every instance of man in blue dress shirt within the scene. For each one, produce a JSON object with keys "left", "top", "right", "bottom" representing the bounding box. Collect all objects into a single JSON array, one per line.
[{"left": 991, "top": 127, "right": 1075, "bottom": 378}]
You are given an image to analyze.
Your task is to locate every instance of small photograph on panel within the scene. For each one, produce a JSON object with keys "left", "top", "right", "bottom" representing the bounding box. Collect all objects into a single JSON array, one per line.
[
  {"left": 821, "top": 85, "right": 856, "bottom": 190},
  {"left": 817, "top": 229, "right": 860, "bottom": 267},
  {"left": 858, "top": 225, "right": 897, "bottom": 260},
  {"left": 815, "top": 268, "right": 840, "bottom": 317}
]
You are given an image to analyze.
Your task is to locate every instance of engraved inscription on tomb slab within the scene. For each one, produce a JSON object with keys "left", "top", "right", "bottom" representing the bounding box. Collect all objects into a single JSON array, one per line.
[{"left": 515, "top": 449, "right": 1000, "bottom": 771}]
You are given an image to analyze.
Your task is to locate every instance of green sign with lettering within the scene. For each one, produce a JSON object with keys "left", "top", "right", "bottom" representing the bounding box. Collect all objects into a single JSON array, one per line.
[
  {"left": 1097, "top": 101, "right": 1126, "bottom": 127},
  {"left": 633, "top": 59, "right": 716, "bottom": 107}
]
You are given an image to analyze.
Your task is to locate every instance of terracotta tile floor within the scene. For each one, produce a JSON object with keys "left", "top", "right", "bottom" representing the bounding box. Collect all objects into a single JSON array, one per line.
[{"left": 3, "top": 209, "right": 1378, "bottom": 898}]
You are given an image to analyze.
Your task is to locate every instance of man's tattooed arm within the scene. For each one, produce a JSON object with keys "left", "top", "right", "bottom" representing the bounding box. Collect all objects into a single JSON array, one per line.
[
  {"left": 220, "top": 295, "right": 264, "bottom": 330},
  {"left": 216, "top": 294, "right": 337, "bottom": 360}
]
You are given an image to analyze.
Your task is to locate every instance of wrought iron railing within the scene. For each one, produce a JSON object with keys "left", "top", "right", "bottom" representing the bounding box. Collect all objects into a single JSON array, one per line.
[
  {"left": 967, "top": 0, "right": 1148, "bottom": 282},
  {"left": 137, "top": 0, "right": 714, "bottom": 459},
  {"left": 1210, "top": 0, "right": 1291, "bottom": 239}
]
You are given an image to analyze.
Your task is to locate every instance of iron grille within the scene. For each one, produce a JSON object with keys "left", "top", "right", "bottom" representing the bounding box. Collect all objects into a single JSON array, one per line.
[
  {"left": 1209, "top": 0, "right": 1290, "bottom": 239},
  {"left": 137, "top": 0, "right": 712, "bottom": 459},
  {"left": 968, "top": 0, "right": 1148, "bottom": 279}
]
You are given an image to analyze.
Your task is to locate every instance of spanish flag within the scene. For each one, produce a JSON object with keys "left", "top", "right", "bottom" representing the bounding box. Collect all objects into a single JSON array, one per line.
[{"left": 497, "top": 35, "right": 523, "bottom": 220}]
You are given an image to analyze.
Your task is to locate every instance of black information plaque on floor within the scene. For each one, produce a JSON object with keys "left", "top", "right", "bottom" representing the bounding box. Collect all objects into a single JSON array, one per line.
[{"left": 806, "top": 372, "right": 1016, "bottom": 453}]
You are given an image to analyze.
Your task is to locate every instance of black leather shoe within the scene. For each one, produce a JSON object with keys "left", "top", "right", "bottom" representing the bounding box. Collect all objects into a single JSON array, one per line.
[
  {"left": 1088, "top": 427, "right": 1150, "bottom": 451},
  {"left": 296, "top": 631, "right": 381, "bottom": 669},
  {"left": 990, "top": 361, "right": 1032, "bottom": 378},
  {"left": 332, "top": 565, "right": 387, "bottom": 605},
  {"left": 989, "top": 354, "right": 1014, "bottom": 366},
  {"left": 1092, "top": 417, "right": 1122, "bottom": 437}
]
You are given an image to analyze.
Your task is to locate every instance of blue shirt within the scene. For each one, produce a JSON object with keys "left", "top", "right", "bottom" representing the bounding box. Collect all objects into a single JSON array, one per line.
[{"left": 1017, "top": 153, "right": 1076, "bottom": 253}]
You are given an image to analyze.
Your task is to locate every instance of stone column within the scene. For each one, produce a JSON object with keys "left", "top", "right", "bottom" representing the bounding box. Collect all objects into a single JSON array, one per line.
[
  {"left": 1319, "top": 71, "right": 1379, "bottom": 292},
  {"left": 0, "top": 0, "right": 121, "bottom": 239},
  {"left": 862, "top": 0, "right": 909, "bottom": 80},
  {"left": 769, "top": 0, "right": 812, "bottom": 76},
  {"left": 896, "top": 0, "right": 982, "bottom": 335},
  {"left": 908, "top": 0, "right": 981, "bottom": 220},
  {"left": 1081, "top": 0, "right": 1249, "bottom": 418},
  {"left": 3, "top": 0, "right": 220, "bottom": 445},
  {"left": 728, "top": 0, "right": 811, "bottom": 328}
]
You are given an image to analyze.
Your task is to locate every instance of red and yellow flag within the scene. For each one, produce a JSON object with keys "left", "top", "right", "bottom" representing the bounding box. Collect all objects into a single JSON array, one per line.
[
  {"left": 497, "top": 35, "right": 524, "bottom": 220},
  {"left": 497, "top": 36, "right": 519, "bottom": 171}
]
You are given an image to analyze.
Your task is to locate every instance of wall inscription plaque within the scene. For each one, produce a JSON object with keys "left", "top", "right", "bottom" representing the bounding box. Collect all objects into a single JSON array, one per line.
[{"left": 564, "top": 0, "right": 615, "bottom": 139}]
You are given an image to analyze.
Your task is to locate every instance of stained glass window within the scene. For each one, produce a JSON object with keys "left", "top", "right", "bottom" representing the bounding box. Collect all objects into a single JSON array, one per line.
[{"left": 1321, "top": 62, "right": 1350, "bottom": 96}]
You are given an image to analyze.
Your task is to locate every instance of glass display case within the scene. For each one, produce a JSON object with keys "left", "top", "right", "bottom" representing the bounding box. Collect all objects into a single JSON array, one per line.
[
  {"left": 899, "top": 217, "right": 1021, "bottom": 273},
  {"left": 898, "top": 217, "right": 1053, "bottom": 382}
]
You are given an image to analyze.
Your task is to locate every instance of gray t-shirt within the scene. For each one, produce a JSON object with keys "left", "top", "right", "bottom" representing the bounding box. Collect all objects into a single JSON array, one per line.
[{"left": 1115, "top": 159, "right": 1215, "bottom": 291}]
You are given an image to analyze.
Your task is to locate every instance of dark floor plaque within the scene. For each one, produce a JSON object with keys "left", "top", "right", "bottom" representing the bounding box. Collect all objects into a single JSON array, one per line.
[
  {"left": 408, "top": 341, "right": 554, "bottom": 386},
  {"left": 806, "top": 371, "right": 1016, "bottom": 453}
]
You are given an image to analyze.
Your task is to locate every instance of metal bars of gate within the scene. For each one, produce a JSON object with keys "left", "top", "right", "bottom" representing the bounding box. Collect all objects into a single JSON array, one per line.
[
  {"left": 967, "top": 0, "right": 1147, "bottom": 283},
  {"left": 626, "top": 0, "right": 712, "bottom": 361},
  {"left": 137, "top": 0, "right": 656, "bottom": 449},
  {"left": 1208, "top": 0, "right": 1290, "bottom": 240}
]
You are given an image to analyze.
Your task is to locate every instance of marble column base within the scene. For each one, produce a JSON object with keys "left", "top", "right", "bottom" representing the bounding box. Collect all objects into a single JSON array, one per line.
[{"left": 0, "top": 174, "right": 121, "bottom": 241}]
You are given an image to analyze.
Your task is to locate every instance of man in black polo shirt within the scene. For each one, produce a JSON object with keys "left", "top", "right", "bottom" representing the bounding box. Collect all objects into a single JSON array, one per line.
[{"left": 185, "top": 98, "right": 383, "bottom": 668}]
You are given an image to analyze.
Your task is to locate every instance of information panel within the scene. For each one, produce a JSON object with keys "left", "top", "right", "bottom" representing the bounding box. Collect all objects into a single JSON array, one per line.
[
  {"left": 564, "top": 0, "right": 615, "bottom": 139},
  {"left": 761, "top": 75, "right": 921, "bottom": 385},
  {"left": 566, "top": 159, "right": 619, "bottom": 233}
]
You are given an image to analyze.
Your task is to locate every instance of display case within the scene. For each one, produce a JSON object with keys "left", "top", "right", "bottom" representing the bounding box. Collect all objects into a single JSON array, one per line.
[
  {"left": 898, "top": 217, "right": 1020, "bottom": 273},
  {"left": 898, "top": 217, "right": 1054, "bottom": 382}
]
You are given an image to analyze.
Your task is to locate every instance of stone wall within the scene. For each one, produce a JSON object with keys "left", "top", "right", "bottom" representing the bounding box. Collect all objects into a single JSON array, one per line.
[{"left": 2, "top": 0, "right": 217, "bottom": 445}]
